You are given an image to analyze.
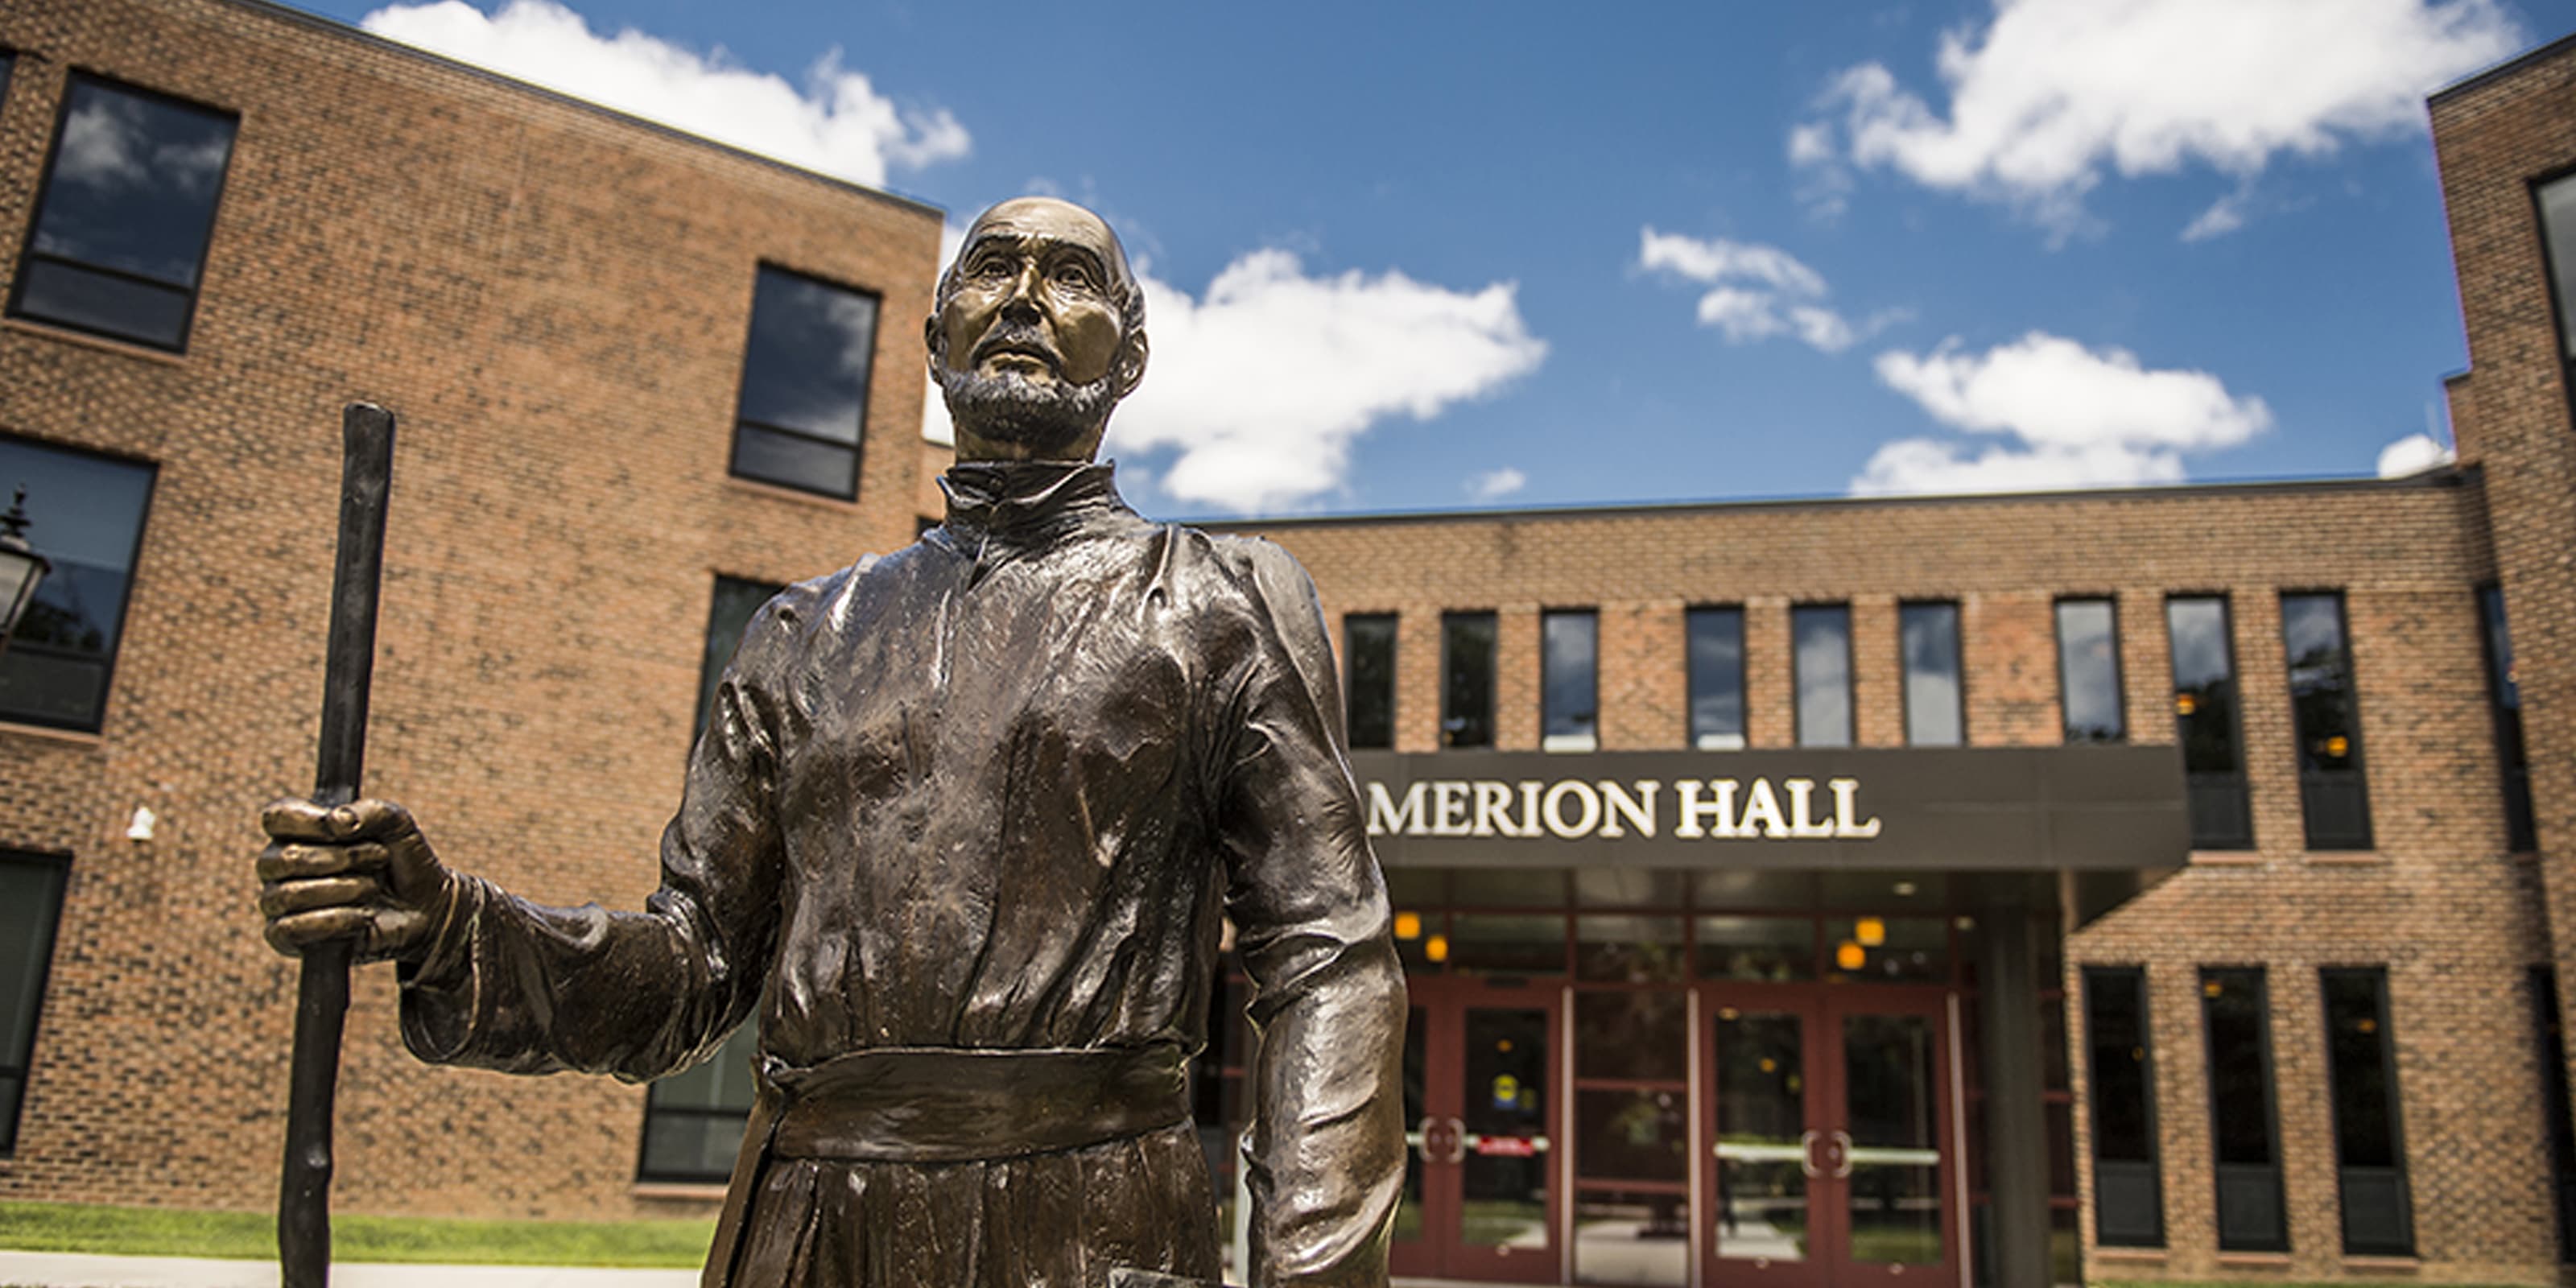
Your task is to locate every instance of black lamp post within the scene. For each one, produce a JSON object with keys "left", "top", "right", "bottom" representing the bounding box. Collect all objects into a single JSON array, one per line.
[{"left": 0, "top": 486, "right": 50, "bottom": 658}]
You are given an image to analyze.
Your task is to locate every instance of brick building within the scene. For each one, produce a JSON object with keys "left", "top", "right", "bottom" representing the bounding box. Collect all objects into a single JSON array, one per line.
[{"left": 3, "top": 3, "right": 2576, "bottom": 1288}]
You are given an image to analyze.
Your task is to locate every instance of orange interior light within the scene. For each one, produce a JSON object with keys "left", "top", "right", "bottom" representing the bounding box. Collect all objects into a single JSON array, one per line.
[
  {"left": 1835, "top": 940, "right": 1867, "bottom": 971},
  {"left": 1393, "top": 911, "right": 1422, "bottom": 941},
  {"left": 1426, "top": 934, "right": 1451, "bottom": 964},
  {"left": 1856, "top": 916, "right": 1887, "bottom": 947}
]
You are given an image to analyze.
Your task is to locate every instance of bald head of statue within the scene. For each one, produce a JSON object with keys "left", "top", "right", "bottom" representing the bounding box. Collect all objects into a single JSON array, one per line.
[{"left": 927, "top": 197, "right": 1150, "bottom": 463}]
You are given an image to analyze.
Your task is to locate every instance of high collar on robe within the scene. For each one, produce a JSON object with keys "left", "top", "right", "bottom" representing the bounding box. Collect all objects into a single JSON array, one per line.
[{"left": 932, "top": 459, "right": 1132, "bottom": 561}]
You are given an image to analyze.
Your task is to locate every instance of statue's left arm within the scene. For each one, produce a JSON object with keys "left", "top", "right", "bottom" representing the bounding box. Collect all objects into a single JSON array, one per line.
[{"left": 1214, "top": 538, "right": 1407, "bottom": 1288}]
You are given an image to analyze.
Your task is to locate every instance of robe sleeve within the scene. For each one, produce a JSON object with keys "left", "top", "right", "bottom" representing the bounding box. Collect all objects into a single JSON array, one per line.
[
  {"left": 1213, "top": 538, "right": 1408, "bottom": 1288},
  {"left": 393, "top": 575, "right": 820, "bottom": 1082}
]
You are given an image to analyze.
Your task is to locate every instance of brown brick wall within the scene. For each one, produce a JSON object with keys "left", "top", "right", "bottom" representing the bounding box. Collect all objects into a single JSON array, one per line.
[{"left": 0, "top": 0, "right": 938, "bottom": 1219}]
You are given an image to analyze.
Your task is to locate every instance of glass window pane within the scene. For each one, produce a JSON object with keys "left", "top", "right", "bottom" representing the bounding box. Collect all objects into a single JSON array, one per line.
[
  {"left": 1443, "top": 612, "right": 1496, "bottom": 748},
  {"left": 2167, "top": 597, "right": 2239, "bottom": 774},
  {"left": 729, "top": 424, "right": 857, "bottom": 497},
  {"left": 1842, "top": 1014, "right": 1944, "bottom": 1265},
  {"left": 1793, "top": 605, "right": 1852, "bottom": 748},
  {"left": 1901, "top": 602, "right": 1963, "bottom": 746},
  {"left": 2284, "top": 592, "right": 2372, "bottom": 849},
  {"left": 2323, "top": 968, "right": 2413, "bottom": 1257},
  {"left": 27, "top": 78, "right": 236, "bottom": 288},
  {"left": 1447, "top": 914, "right": 1565, "bottom": 976},
  {"left": 1695, "top": 916, "right": 1814, "bottom": 981},
  {"left": 1578, "top": 915, "right": 1686, "bottom": 983},
  {"left": 696, "top": 576, "right": 783, "bottom": 737},
  {"left": 1688, "top": 605, "right": 1746, "bottom": 749},
  {"left": 1542, "top": 609, "right": 1598, "bottom": 750},
  {"left": 2056, "top": 599, "right": 2124, "bottom": 743},
  {"left": 1575, "top": 989, "right": 1686, "bottom": 1081},
  {"left": 0, "top": 54, "right": 13, "bottom": 105},
  {"left": 1713, "top": 1009, "right": 1810, "bottom": 1265},
  {"left": 1575, "top": 868, "right": 1684, "bottom": 908},
  {"left": 1344, "top": 614, "right": 1396, "bottom": 749},
  {"left": 1827, "top": 916, "right": 1946, "bottom": 983},
  {"left": 2480, "top": 585, "right": 2535, "bottom": 851},
  {"left": 10, "top": 259, "right": 192, "bottom": 349},
  {"left": 0, "top": 856, "right": 68, "bottom": 1154},
  {"left": 1460, "top": 1007, "right": 1553, "bottom": 1249},
  {"left": 2083, "top": 968, "right": 2154, "bottom": 1163},
  {"left": 1576, "top": 1189, "right": 1690, "bottom": 1285},
  {"left": 638, "top": 1024, "right": 759, "bottom": 1180},
  {"left": 1385, "top": 867, "right": 1446, "bottom": 907},
  {"left": 2201, "top": 969, "right": 2276, "bottom": 1166},
  {"left": 1576, "top": 1089, "right": 1688, "bottom": 1183},
  {"left": 735, "top": 266, "right": 877, "bottom": 445},
  {"left": 0, "top": 437, "right": 156, "bottom": 732},
  {"left": 2539, "top": 173, "right": 2576, "bottom": 361}
]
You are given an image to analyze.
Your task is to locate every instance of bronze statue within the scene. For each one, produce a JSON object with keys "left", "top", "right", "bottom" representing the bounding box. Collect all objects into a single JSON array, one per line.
[{"left": 258, "top": 197, "right": 1407, "bottom": 1288}]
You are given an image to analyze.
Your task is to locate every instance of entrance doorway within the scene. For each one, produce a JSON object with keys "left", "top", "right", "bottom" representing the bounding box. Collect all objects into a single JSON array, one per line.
[
  {"left": 1393, "top": 977, "right": 1563, "bottom": 1282},
  {"left": 1703, "top": 985, "right": 1959, "bottom": 1288}
]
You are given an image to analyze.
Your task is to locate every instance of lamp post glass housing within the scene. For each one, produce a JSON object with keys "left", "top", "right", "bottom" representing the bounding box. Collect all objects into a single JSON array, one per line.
[{"left": 0, "top": 487, "right": 49, "bottom": 650}]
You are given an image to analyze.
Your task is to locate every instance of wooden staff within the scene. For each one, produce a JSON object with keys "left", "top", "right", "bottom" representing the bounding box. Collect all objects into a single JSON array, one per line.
[{"left": 279, "top": 402, "right": 396, "bottom": 1288}]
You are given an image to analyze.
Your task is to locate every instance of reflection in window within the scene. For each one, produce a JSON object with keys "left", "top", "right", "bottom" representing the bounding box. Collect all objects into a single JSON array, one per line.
[
  {"left": 2282, "top": 592, "right": 2371, "bottom": 850},
  {"left": 2537, "top": 173, "right": 2576, "bottom": 363},
  {"left": 1441, "top": 611, "right": 1496, "bottom": 749},
  {"left": 1901, "top": 601, "right": 1963, "bottom": 745},
  {"left": 2322, "top": 968, "right": 2411, "bottom": 1256},
  {"left": 2056, "top": 599, "right": 2124, "bottom": 743},
  {"left": 10, "top": 76, "right": 237, "bottom": 351},
  {"left": 2167, "top": 597, "right": 2251, "bottom": 849},
  {"left": 2201, "top": 968, "right": 2286, "bottom": 1252},
  {"left": 1542, "top": 609, "right": 1598, "bottom": 752},
  {"left": 2479, "top": 586, "right": 2536, "bottom": 851},
  {"left": 0, "top": 851, "right": 69, "bottom": 1154},
  {"left": 1687, "top": 605, "right": 1746, "bottom": 749},
  {"left": 0, "top": 52, "right": 13, "bottom": 105},
  {"left": 2082, "top": 967, "right": 2161, "bottom": 1247},
  {"left": 0, "top": 437, "right": 156, "bottom": 732},
  {"left": 694, "top": 576, "right": 784, "bottom": 737},
  {"left": 729, "top": 265, "right": 879, "bottom": 499},
  {"left": 1344, "top": 613, "right": 1396, "bottom": 749},
  {"left": 1793, "top": 604, "right": 1852, "bottom": 748}
]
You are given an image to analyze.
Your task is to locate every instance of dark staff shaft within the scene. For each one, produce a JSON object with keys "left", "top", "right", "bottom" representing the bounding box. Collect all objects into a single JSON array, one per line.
[{"left": 279, "top": 402, "right": 395, "bottom": 1288}]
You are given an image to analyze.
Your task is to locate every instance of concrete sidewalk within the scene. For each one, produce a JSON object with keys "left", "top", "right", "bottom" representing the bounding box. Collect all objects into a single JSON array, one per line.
[{"left": 0, "top": 1252, "right": 696, "bottom": 1287}]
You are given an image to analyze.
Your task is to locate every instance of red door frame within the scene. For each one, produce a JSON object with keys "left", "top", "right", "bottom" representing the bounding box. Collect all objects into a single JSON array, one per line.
[
  {"left": 1391, "top": 976, "right": 1565, "bottom": 1283},
  {"left": 1700, "top": 982, "right": 1963, "bottom": 1288}
]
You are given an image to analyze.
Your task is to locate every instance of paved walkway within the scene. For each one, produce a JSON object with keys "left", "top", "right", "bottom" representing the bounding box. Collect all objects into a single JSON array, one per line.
[{"left": 0, "top": 1253, "right": 696, "bottom": 1287}]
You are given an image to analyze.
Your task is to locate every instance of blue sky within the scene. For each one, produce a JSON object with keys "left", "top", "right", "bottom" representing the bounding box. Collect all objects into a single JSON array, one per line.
[{"left": 294, "top": 0, "right": 2576, "bottom": 518}]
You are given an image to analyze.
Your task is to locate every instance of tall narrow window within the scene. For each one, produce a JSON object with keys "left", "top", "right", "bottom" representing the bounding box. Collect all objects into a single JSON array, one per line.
[
  {"left": 2480, "top": 586, "right": 2536, "bottom": 852},
  {"left": 9, "top": 76, "right": 237, "bottom": 351},
  {"left": 2322, "top": 968, "right": 2411, "bottom": 1256},
  {"left": 2283, "top": 593, "right": 2371, "bottom": 850},
  {"left": 1542, "top": 609, "right": 1598, "bottom": 753},
  {"left": 1441, "top": 612, "right": 1496, "bottom": 749},
  {"left": 2056, "top": 598, "right": 2124, "bottom": 743},
  {"left": 0, "top": 437, "right": 157, "bottom": 733},
  {"left": 2536, "top": 173, "right": 2576, "bottom": 369},
  {"left": 1686, "top": 605, "right": 1745, "bottom": 750},
  {"left": 0, "top": 52, "right": 14, "bottom": 103},
  {"left": 1793, "top": 604, "right": 1852, "bottom": 748},
  {"left": 638, "top": 574, "right": 784, "bottom": 1183},
  {"left": 2168, "top": 597, "right": 2251, "bottom": 849},
  {"left": 2532, "top": 968, "right": 2576, "bottom": 1263},
  {"left": 0, "top": 850, "right": 69, "bottom": 1154},
  {"left": 729, "top": 265, "right": 880, "bottom": 500},
  {"left": 2201, "top": 968, "right": 2286, "bottom": 1252},
  {"left": 2083, "top": 967, "right": 2161, "bottom": 1247},
  {"left": 1344, "top": 614, "right": 1397, "bottom": 750},
  {"left": 1900, "top": 601, "right": 1963, "bottom": 746}
]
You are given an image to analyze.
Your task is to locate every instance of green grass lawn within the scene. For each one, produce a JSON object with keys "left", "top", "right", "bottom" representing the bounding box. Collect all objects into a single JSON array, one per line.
[{"left": 0, "top": 1201, "right": 716, "bottom": 1267}]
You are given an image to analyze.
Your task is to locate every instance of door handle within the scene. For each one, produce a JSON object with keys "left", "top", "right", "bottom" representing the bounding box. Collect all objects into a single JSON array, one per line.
[
  {"left": 1414, "top": 1114, "right": 1439, "bottom": 1162},
  {"left": 1445, "top": 1116, "right": 1468, "bottom": 1164},
  {"left": 1798, "top": 1129, "right": 1822, "bottom": 1179},
  {"left": 1831, "top": 1129, "right": 1856, "bottom": 1179}
]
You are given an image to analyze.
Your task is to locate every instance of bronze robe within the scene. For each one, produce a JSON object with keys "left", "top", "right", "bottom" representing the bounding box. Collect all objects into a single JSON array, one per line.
[{"left": 397, "top": 462, "right": 1406, "bottom": 1287}]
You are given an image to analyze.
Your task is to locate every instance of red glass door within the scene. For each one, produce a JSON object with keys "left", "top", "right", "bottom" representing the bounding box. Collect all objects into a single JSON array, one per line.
[{"left": 1392, "top": 978, "right": 1562, "bottom": 1282}]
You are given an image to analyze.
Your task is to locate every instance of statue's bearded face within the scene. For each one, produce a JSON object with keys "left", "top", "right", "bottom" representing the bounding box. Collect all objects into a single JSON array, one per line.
[{"left": 930, "top": 199, "right": 1147, "bottom": 460}]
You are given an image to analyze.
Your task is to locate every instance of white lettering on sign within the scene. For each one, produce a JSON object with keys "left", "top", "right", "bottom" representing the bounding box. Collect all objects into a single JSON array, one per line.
[{"left": 1364, "top": 774, "right": 1882, "bottom": 842}]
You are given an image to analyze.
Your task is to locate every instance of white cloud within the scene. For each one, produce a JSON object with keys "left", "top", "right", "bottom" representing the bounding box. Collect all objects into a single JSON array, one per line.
[
  {"left": 1854, "top": 332, "right": 2271, "bottom": 495},
  {"left": 2376, "top": 431, "right": 2454, "bottom": 477},
  {"left": 1466, "top": 467, "right": 1528, "bottom": 502},
  {"left": 1638, "top": 229, "right": 1883, "bottom": 353},
  {"left": 360, "top": 0, "right": 969, "bottom": 188},
  {"left": 1105, "top": 250, "right": 1545, "bottom": 513},
  {"left": 1794, "top": 0, "right": 2521, "bottom": 235}
]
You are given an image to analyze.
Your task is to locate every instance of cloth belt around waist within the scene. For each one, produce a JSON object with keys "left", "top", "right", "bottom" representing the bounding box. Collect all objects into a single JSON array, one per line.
[{"left": 764, "top": 1043, "right": 1191, "bottom": 1164}]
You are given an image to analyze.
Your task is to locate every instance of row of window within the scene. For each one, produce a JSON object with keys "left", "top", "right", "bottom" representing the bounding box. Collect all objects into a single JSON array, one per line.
[
  {"left": 0, "top": 64, "right": 882, "bottom": 497},
  {"left": 1348, "top": 589, "right": 2536, "bottom": 854},
  {"left": 2081, "top": 964, "right": 2413, "bottom": 1257}
]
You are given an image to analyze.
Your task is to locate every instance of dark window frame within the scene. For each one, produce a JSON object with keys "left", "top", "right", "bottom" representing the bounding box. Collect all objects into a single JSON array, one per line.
[
  {"left": 2531, "top": 967, "right": 2576, "bottom": 1264},
  {"left": 1685, "top": 603, "right": 1747, "bottom": 750},
  {"left": 6, "top": 70, "right": 241, "bottom": 353},
  {"left": 2479, "top": 584, "right": 2537, "bottom": 852},
  {"left": 0, "top": 432, "right": 160, "bottom": 734},
  {"left": 2199, "top": 965, "right": 2288, "bottom": 1253},
  {"left": 1790, "top": 601, "right": 1854, "bottom": 749},
  {"left": 2081, "top": 966, "right": 2163, "bottom": 1248},
  {"left": 1540, "top": 606, "right": 1599, "bottom": 751},
  {"left": 2054, "top": 595, "right": 2126, "bottom": 745},
  {"left": 2167, "top": 593, "right": 2252, "bottom": 850},
  {"left": 1899, "top": 598, "right": 1965, "bottom": 747},
  {"left": 724, "top": 262, "right": 882, "bottom": 502},
  {"left": 1342, "top": 612, "right": 1397, "bottom": 751},
  {"left": 2320, "top": 966, "right": 2413, "bottom": 1257},
  {"left": 2526, "top": 164, "right": 2576, "bottom": 436},
  {"left": 1439, "top": 610, "right": 1496, "bottom": 749},
  {"left": 0, "top": 847, "right": 72, "bottom": 1156},
  {"left": 2281, "top": 590, "right": 2373, "bottom": 851}
]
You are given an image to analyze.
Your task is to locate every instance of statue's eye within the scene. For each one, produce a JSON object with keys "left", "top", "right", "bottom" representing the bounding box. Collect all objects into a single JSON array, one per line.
[
  {"left": 1051, "top": 260, "right": 1098, "bottom": 291},
  {"left": 970, "top": 254, "right": 1016, "bottom": 279}
]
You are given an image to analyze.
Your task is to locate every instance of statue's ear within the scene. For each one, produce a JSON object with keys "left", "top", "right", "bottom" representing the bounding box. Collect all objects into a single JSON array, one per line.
[
  {"left": 1115, "top": 329, "right": 1150, "bottom": 400},
  {"left": 923, "top": 313, "right": 944, "bottom": 369}
]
